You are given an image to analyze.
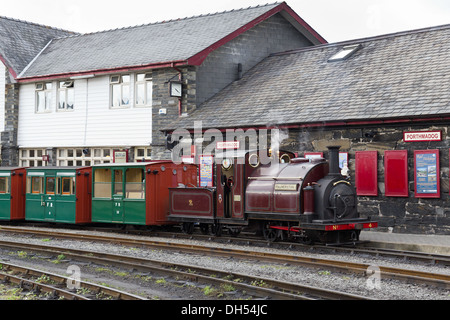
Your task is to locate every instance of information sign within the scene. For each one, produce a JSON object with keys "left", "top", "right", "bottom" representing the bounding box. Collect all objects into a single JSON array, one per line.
[{"left": 414, "top": 149, "right": 440, "bottom": 198}]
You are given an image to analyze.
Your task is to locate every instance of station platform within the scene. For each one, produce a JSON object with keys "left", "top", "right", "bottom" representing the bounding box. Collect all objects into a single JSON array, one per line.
[{"left": 360, "top": 231, "right": 450, "bottom": 255}]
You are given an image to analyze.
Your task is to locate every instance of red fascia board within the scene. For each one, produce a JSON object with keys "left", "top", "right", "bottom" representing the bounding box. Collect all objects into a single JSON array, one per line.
[
  {"left": 187, "top": 2, "right": 327, "bottom": 66},
  {"left": 0, "top": 54, "right": 18, "bottom": 79},
  {"left": 17, "top": 60, "right": 189, "bottom": 83},
  {"left": 172, "top": 115, "right": 450, "bottom": 134},
  {"left": 280, "top": 2, "right": 327, "bottom": 44}
]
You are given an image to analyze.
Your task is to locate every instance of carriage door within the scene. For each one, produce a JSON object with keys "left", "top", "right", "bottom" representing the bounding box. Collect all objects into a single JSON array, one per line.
[
  {"left": 0, "top": 173, "right": 11, "bottom": 219},
  {"left": 45, "top": 175, "right": 57, "bottom": 221},
  {"left": 112, "top": 169, "right": 124, "bottom": 222}
]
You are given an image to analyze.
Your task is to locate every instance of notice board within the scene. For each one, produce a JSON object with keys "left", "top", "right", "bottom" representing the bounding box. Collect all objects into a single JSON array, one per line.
[
  {"left": 355, "top": 151, "right": 378, "bottom": 196},
  {"left": 199, "top": 155, "right": 214, "bottom": 187},
  {"left": 384, "top": 150, "right": 408, "bottom": 197},
  {"left": 414, "top": 150, "right": 440, "bottom": 198}
]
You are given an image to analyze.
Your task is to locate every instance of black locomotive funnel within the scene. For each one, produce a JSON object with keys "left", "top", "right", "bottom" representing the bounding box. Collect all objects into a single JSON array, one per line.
[{"left": 327, "top": 146, "right": 341, "bottom": 175}]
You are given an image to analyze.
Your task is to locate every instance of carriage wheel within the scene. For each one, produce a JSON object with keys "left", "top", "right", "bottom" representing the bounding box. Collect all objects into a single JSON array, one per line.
[
  {"left": 199, "top": 224, "right": 209, "bottom": 235},
  {"left": 210, "top": 223, "right": 222, "bottom": 236},
  {"left": 228, "top": 227, "right": 241, "bottom": 237},
  {"left": 182, "top": 222, "right": 194, "bottom": 234}
]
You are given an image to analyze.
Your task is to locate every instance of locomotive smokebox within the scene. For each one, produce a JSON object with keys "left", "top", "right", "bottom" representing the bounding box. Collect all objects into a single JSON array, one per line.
[{"left": 327, "top": 146, "right": 341, "bottom": 176}]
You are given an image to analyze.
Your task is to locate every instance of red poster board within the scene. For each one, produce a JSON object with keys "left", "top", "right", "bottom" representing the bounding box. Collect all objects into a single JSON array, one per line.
[
  {"left": 384, "top": 150, "right": 408, "bottom": 197},
  {"left": 355, "top": 151, "right": 378, "bottom": 196},
  {"left": 414, "top": 149, "right": 440, "bottom": 198}
]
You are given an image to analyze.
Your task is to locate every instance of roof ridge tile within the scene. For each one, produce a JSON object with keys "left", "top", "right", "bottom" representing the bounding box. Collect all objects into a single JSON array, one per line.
[{"left": 0, "top": 15, "right": 77, "bottom": 35}]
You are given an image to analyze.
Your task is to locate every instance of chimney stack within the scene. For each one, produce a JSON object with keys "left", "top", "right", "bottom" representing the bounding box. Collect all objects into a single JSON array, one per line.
[{"left": 327, "top": 146, "right": 341, "bottom": 176}]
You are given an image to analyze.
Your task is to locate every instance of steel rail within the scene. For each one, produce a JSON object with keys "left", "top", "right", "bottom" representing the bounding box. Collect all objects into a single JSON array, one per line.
[
  {"left": 0, "top": 226, "right": 448, "bottom": 289},
  {"left": 2, "top": 225, "right": 449, "bottom": 267},
  {"left": 0, "top": 239, "right": 369, "bottom": 300},
  {"left": 0, "top": 261, "right": 146, "bottom": 300}
]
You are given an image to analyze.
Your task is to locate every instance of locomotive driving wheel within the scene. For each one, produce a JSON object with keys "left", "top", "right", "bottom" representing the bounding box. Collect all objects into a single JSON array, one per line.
[{"left": 262, "top": 223, "right": 279, "bottom": 242}]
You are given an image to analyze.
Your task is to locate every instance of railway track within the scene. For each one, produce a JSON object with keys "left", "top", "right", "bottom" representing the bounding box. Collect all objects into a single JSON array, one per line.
[
  {"left": 2, "top": 224, "right": 449, "bottom": 267},
  {"left": 0, "top": 237, "right": 368, "bottom": 300},
  {"left": 0, "top": 225, "right": 448, "bottom": 293},
  {"left": 0, "top": 261, "right": 146, "bottom": 300}
]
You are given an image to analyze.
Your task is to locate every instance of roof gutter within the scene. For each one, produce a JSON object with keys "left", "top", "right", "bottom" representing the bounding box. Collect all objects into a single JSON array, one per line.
[
  {"left": 164, "top": 114, "right": 450, "bottom": 134},
  {"left": 16, "top": 59, "right": 189, "bottom": 83}
]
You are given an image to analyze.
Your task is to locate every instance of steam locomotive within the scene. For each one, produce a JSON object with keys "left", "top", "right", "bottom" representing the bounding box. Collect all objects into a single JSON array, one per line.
[{"left": 169, "top": 146, "right": 377, "bottom": 245}]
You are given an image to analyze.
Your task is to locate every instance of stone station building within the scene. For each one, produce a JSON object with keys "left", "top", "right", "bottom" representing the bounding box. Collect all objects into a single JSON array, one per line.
[{"left": 167, "top": 24, "right": 450, "bottom": 234}]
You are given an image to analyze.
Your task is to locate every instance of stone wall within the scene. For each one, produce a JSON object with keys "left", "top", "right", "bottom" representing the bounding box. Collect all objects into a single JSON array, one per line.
[
  {"left": 281, "top": 123, "right": 450, "bottom": 235},
  {"left": 1, "top": 80, "right": 19, "bottom": 167},
  {"left": 151, "top": 66, "right": 197, "bottom": 160},
  {"left": 151, "top": 13, "right": 314, "bottom": 160}
]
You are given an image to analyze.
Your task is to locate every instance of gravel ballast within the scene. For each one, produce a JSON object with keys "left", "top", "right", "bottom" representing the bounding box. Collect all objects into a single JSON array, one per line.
[{"left": 0, "top": 227, "right": 448, "bottom": 300}]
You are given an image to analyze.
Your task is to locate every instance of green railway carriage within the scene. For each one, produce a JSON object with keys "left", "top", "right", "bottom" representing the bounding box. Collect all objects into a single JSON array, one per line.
[
  {"left": 91, "top": 161, "right": 197, "bottom": 225},
  {"left": 25, "top": 167, "right": 92, "bottom": 224}
]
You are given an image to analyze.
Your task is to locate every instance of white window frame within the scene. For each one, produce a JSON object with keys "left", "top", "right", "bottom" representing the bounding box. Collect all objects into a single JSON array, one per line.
[
  {"left": 56, "top": 147, "right": 115, "bottom": 166},
  {"left": 134, "top": 147, "right": 152, "bottom": 161},
  {"left": 19, "top": 148, "right": 46, "bottom": 167},
  {"left": 135, "top": 73, "right": 153, "bottom": 107},
  {"left": 110, "top": 75, "right": 131, "bottom": 108},
  {"left": 57, "top": 81, "right": 75, "bottom": 111},
  {"left": 35, "top": 82, "right": 53, "bottom": 113},
  {"left": 328, "top": 44, "right": 362, "bottom": 62}
]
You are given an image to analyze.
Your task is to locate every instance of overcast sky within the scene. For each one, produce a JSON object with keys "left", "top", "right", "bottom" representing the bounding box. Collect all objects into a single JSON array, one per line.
[{"left": 2, "top": 0, "right": 450, "bottom": 42}]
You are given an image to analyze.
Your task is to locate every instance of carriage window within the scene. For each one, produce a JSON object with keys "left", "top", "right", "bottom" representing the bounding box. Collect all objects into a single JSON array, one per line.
[
  {"left": 114, "top": 170, "right": 123, "bottom": 195},
  {"left": 61, "top": 177, "right": 75, "bottom": 195},
  {"left": 46, "top": 177, "right": 56, "bottom": 195},
  {"left": 0, "top": 177, "right": 9, "bottom": 193},
  {"left": 27, "top": 177, "right": 44, "bottom": 194},
  {"left": 94, "top": 169, "right": 112, "bottom": 198},
  {"left": 126, "top": 168, "right": 145, "bottom": 199}
]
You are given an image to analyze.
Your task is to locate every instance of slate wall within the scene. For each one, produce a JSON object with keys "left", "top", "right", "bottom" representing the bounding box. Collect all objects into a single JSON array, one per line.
[
  {"left": 1, "top": 79, "right": 19, "bottom": 166},
  {"left": 282, "top": 123, "right": 450, "bottom": 235},
  {"left": 151, "top": 13, "right": 314, "bottom": 159}
]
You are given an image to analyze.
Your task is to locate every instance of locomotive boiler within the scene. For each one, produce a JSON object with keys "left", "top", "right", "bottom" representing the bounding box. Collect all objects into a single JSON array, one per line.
[{"left": 169, "top": 146, "right": 377, "bottom": 244}]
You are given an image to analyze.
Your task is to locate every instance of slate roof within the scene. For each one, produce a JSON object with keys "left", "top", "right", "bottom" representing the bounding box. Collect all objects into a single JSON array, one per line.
[
  {"left": 166, "top": 24, "right": 450, "bottom": 130},
  {"left": 18, "top": 2, "right": 325, "bottom": 80},
  {"left": 0, "top": 17, "right": 76, "bottom": 77}
]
